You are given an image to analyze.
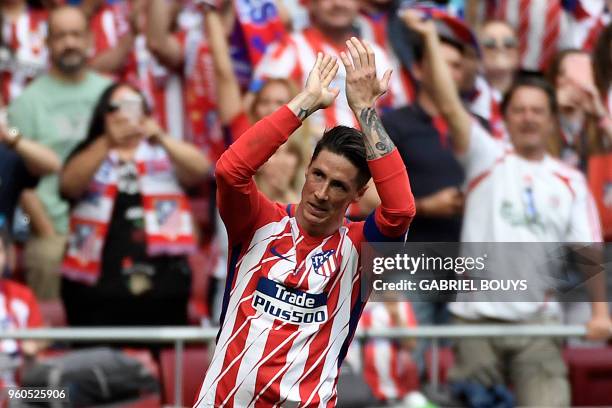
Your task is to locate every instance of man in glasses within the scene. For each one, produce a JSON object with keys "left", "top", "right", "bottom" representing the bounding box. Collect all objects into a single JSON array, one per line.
[{"left": 479, "top": 20, "right": 520, "bottom": 97}]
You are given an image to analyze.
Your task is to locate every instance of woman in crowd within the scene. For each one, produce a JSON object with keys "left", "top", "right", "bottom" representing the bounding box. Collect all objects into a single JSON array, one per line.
[
  {"left": 547, "top": 49, "right": 612, "bottom": 171},
  {"left": 478, "top": 19, "right": 520, "bottom": 97},
  {"left": 59, "top": 83, "right": 210, "bottom": 327}
]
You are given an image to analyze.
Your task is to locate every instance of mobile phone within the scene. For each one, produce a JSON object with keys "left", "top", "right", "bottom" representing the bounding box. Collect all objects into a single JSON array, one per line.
[{"left": 117, "top": 94, "right": 144, "bottom": 125}]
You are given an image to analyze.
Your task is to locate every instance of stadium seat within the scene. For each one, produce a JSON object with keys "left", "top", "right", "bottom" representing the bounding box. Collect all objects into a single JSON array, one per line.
[
  {"left": 123, "top": 349, "right": 161, "bottom": 381},
  {"left": 425, "top": 347, "right": 455, "bottom": 384},
  {"left": 564, "top": 347, "right": 612, "bottom": 406},
  {"left": 160, "top": 346, "right": 209, "bottom": 406}
]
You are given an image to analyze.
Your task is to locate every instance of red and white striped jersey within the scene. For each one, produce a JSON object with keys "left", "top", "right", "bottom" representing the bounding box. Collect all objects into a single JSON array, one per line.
[
  {"left": 467, "top": 76, "right": 506, "bottom": 139},
  {"left": 488, "top": 0, "right": 607, "bottom": 71},
  {"left": 194, "top": 106, "right": 415, "bottom": 407},
  {"left": 0, "top": 279, "right": 43, "bottom": 388},
  {"left": 89, "top": 2, "right": 130, "bottom": 60},
  {"left": 359, "top": 302, "right": 417, "bottom": 402},
  {"left": 0, "top": 279, "right": 43, "bottom": 355},
  {"left": 356, "top": 11, "right": 415, "bottom": 106},
  {"left": 121, "top": 34, "right": 185, "bottom": 139},
  {"left": 0, "top": 9, "right": 47, "bottom": 105},
  {"left": 253, "top": 28, "right": 404, "bottom": 131}
]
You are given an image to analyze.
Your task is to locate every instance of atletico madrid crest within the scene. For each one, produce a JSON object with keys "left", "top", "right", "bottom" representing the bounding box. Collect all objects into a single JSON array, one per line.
[{"left": 311, "top": 250, "right": 336, "bottom": 277}]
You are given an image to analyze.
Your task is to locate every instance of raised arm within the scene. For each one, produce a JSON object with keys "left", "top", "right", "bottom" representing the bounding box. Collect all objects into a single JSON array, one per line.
[
  {"left": 79, "top": 0, "right": 105, "bottom": 19},
  {"left": 216, "top": 53, "right": 339, "bottom": 239},
  {"left": 146, "top": 0, "right": 184, "bottom": 70},
  {"left": 60, "top": 137, "right": 109, "bottom": 200},
  {"left": 341, "top": 37, "right": 415, "bottom": 238},
  {"left": 202, "top": 5, "right": 243, "bottom": 125},
  {"left": 89, "top": 31, "right": 135, "bottom": 75},
  {"left": 401, "top": 10, "right": 472, "bottom": 154}
]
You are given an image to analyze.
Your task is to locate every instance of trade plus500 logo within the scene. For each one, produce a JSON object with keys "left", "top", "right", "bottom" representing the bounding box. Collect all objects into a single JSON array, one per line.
[{"left": 253, "top": 278, "right": 328, "bottom": 324}]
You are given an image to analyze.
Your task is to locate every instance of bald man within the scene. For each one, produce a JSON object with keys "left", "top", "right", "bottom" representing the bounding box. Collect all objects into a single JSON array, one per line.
[{"left": 8, "top": 6, "right": 112, "bottom": 300}]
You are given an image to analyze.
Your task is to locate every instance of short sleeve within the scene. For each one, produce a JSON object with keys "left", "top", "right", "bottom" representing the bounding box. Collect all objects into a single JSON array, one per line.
[
  {"left": 456, "top": 120, "right": 508, "bottom": 183},
  {"left": 8, "top": 95, "right": 35, "bottom": 142},
  {"left": 566, "top": 176, "right": 603, "bottom": 243}
]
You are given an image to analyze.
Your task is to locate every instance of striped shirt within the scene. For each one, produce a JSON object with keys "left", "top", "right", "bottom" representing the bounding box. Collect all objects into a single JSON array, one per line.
[
  {"left": 0, "top": 9, "right": 47, "bottom": 105},
  {"left": 487, "top": 0, "right": 607, "bottom": 71},
  {"left": 194, "top": 106, "right": 415, "bottom": 407}
]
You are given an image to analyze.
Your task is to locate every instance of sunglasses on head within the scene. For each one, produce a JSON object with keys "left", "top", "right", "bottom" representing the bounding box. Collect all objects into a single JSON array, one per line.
[{"left": 482, "top": 37, "right": 518, "bottom": 51}]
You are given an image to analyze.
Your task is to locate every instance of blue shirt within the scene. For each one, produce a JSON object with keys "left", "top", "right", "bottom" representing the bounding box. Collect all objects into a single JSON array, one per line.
[{"left": 0, "top": 145, "right": 37, "bottom": 231}]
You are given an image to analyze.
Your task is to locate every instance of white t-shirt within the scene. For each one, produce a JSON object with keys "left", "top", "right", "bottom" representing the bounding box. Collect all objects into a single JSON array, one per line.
[{"left": 449, "top": 122, "right": 602, "bottom": 321}]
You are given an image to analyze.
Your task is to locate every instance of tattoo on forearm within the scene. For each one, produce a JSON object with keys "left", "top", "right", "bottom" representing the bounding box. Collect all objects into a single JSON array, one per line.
[
  {"left": 298, "top": 107, "right": 311, "bottom": 120},
  {"left": 359, "top": 107, "right": 395, "bottom": 160}
]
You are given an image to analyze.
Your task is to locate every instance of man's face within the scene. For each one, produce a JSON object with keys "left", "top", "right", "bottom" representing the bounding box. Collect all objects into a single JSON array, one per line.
[
  {"left": 47, "top": 8, "right": 89, "bottom": 75},
  {"left": 299, "top": 150, "right": 365, "bottom": 231},
  {"left": 415, "top": 42, "right": 464, "bottom": 92},
  {"left": 505, "top": 86, "right": 554, "bottom": 155},
  {"left": 309, "top": 0, "right": 359, "bottom": 33}
]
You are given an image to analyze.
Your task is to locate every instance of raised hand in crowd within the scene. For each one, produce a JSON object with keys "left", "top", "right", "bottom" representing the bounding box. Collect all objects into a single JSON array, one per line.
[
  {"left": 401, "top": 9, "right": 471, "bottom": 153},
  {"left": 147, "top": 0, "right": 183, "bottom": 69},
  {"left": 201, "top": 4, "right": 243, "bottom": 125},
  {"left": 557, "top": 75, "right": 612, "bottom": 144}
]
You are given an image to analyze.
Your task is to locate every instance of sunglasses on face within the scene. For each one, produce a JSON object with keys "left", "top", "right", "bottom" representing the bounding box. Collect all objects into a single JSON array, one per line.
[
  {"left": 107, "top": 95, "right": 144, "bottom": 113},
  {"left": 481, "top": 37, "right": 518, "bottom": 51},
  {"left": 107, "top": 96, "right": 145, "bottom": 123}
]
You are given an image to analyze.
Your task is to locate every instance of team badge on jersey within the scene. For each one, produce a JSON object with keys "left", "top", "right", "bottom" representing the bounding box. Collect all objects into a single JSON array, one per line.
[{"left": 311, "top": 249, "right": 336, "bottom": 277}]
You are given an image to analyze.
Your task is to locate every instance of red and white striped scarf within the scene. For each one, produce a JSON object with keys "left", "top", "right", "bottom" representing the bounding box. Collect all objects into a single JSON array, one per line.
[{"left": 62, "top": 141, "right": 196, "bottom": 285}]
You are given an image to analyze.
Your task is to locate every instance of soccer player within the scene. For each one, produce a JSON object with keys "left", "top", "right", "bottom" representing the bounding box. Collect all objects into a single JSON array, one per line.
[{"left": 194, "top": 37, "right": 415, "bottom": 407}]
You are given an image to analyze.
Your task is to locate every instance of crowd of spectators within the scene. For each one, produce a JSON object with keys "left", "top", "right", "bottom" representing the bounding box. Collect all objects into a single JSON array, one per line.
[{"left": 0, "top": 0, "right": 611, "bottom": 406}]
